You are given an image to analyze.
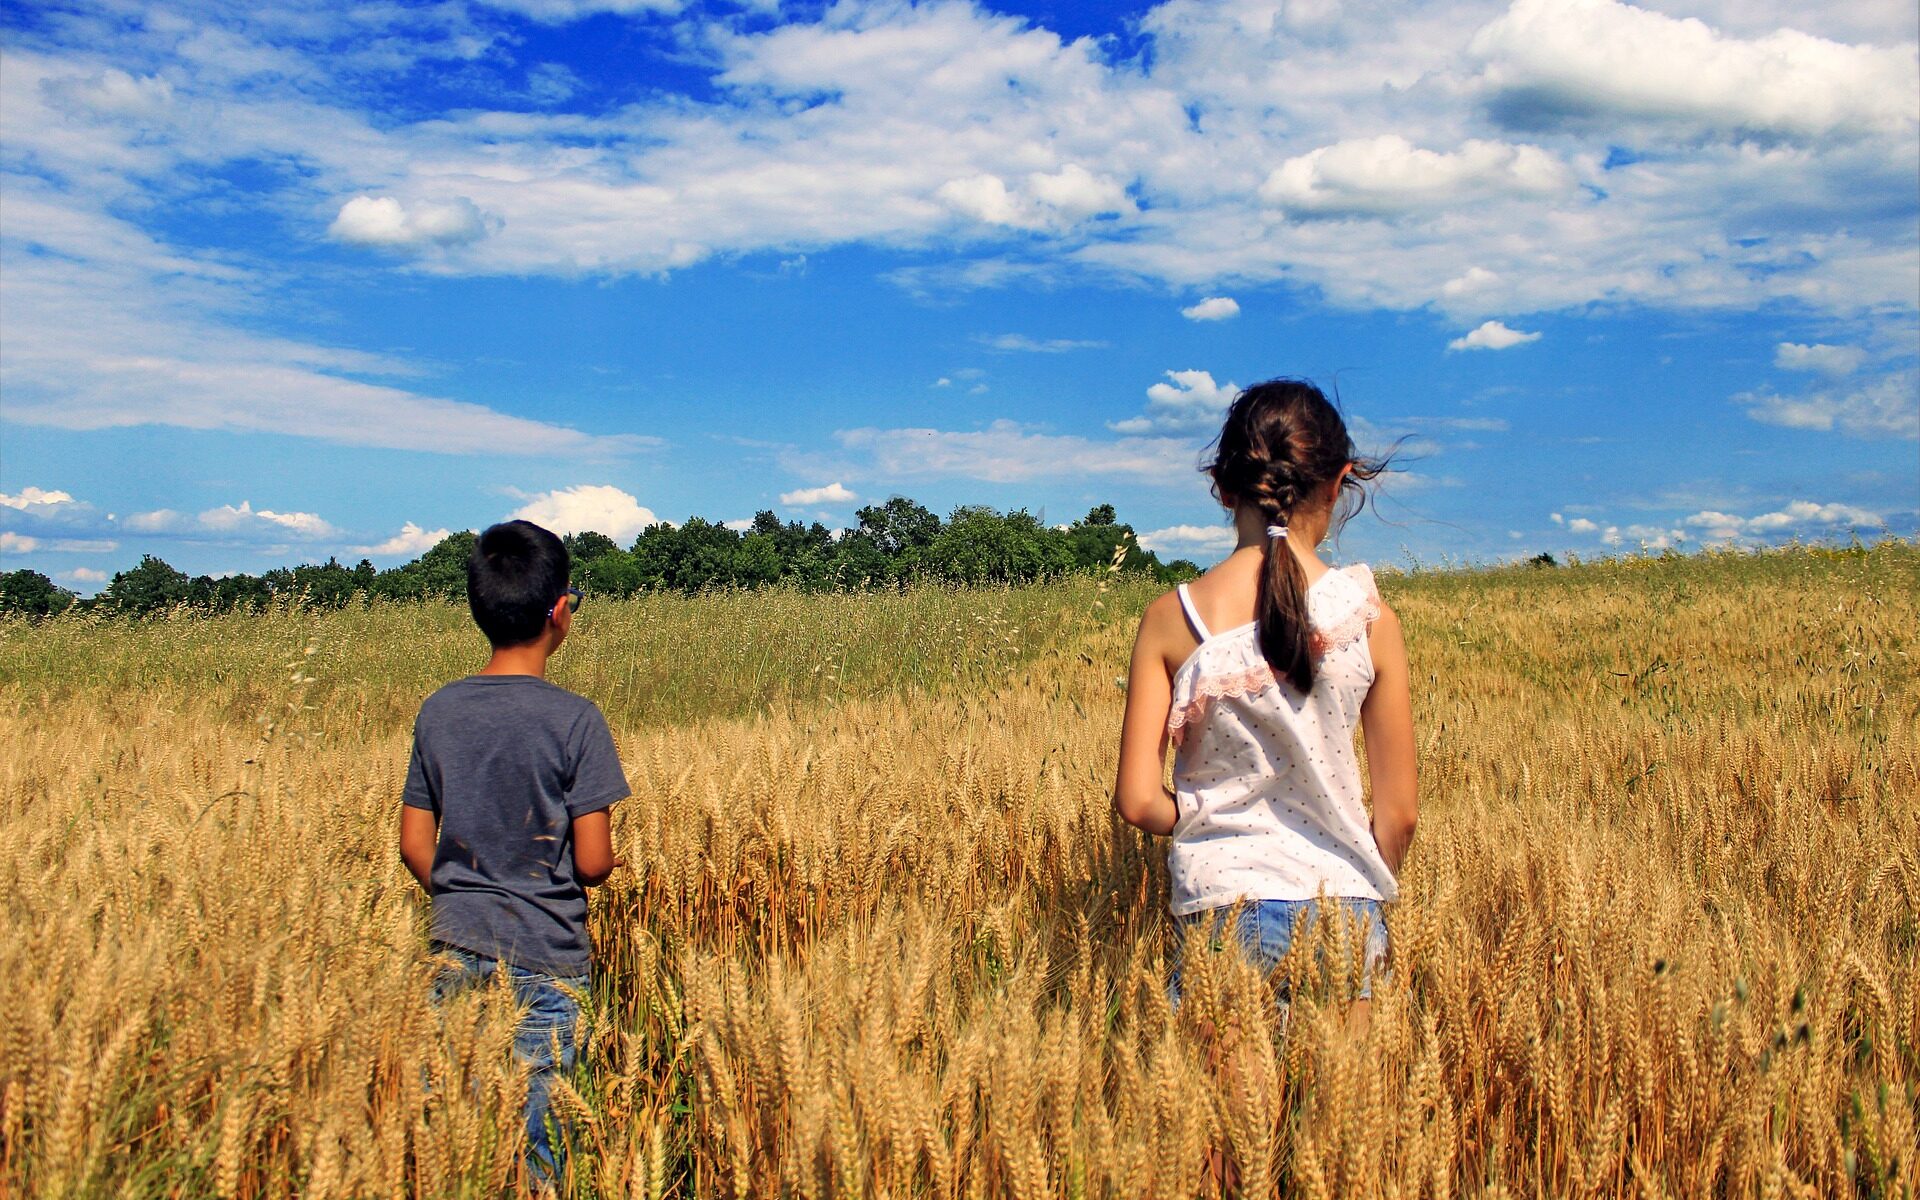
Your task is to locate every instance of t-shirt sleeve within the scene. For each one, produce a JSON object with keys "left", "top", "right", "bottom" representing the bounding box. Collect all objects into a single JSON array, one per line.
[
  {"left": 565, "top": 705, "right": 630, "bottom": 817},
  {"left": 401, "top": 724, "right": 438, "bottom": 812}
]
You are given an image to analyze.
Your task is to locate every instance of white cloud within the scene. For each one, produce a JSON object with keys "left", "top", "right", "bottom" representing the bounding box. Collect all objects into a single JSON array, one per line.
[
  {"left": 1449, "top": 321, "right": 1542, "bottom": 351},
  {"left": 1774, "top": 342, "right": 1867, "bottom": 376},
  {"left": 1567, "top": 517, "right": 1599, "bottom": 534},
  {"left": 933, "top": 377, "right": 952, "bottom": 388},
  {"left": 0, "top": 172, "right": 647, "bottom": 457},
  {"left": 121, "top": 510, "right": 179, "bottom": 533},
  {"left": 476, "top": 0, "right": 682, "bottom": 23},
  {"left": 975, "top": 334, "right": 1110, "bottom": 353},
  {"left": 1739, "top": 373, "right": 1918, "bottom": 438},
  {"left": 356, "top": 522, "right": 455, "bottom": 557},
  {"left": 1109, "top": 369, "right": 1241, "bottom": 435},
  {"left": 198, "top": 501, "right": 337, "bottom": 540},
  {"left": 0, "top": 531, "right": 116, "bottom": 554},
  {"left": 1471, "top": 0, "right": 1918, "bottom": 140},
  {"left": 939, "top": 165, "right": 1134, "bottom": 231},
  {"left": 722, "top": 518, "right": 756, "bottom": 532},
  {"left": 1138, "top": 524, "right": 1238, "bottom": 558},
  {"left": 1683, "top": 500, "right": 1884, "bottom": 542},
  {"left": 825, "top": 421, "right": 1201, "bottom": 485},
  {"left": 40, "top": 67, "right": 175, "bottom": 120},
  {"left": 779, "top": 482, "right": 857, "bottom": 506},
  {"left": 328, "top": 195, "right": 492, "bottom": 249},
  {"left": 0, "top": 487, "right": 80, "bottom": 513},
  {"left": 1262, "top": 136, "right": 1574, "bottom": 217},
  {"left": 64, "top": 567, "right": 108, "bottom": 584},
  {"left": 1181, "top": 296, "right": 1239, "bottom": 321},
  {"left": 510, "top": 485, "right": 657, "bottom": 542}
]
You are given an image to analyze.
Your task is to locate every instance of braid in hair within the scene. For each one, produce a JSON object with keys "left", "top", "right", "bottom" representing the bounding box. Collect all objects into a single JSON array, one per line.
[{"left": 1205, "top": 378, "right": 1387, "bottom": 693}]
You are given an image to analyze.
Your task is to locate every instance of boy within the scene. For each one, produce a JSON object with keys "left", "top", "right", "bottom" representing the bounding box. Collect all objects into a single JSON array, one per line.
[{"left": 399, "top": 519, "right": 629, "bottom": 1186}]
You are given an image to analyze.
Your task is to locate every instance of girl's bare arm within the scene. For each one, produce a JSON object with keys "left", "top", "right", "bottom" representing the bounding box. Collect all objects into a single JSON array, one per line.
[
  {"left": 1113, "top": 593, "right": 1183, "bottom": 836},
  {"left": 1360, "top": 602, "right": 1418, "bottom": 874}
]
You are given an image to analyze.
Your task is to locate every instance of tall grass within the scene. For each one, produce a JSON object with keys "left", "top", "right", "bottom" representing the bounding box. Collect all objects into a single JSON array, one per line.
[{"left": 1, "top": 544, "right": 1914, "bottom": 1198}]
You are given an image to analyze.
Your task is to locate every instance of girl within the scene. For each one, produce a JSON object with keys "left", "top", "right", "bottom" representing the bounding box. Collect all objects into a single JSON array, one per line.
[{"left": 1113, "top": 379, "right": 1417, "bottom": 1023}]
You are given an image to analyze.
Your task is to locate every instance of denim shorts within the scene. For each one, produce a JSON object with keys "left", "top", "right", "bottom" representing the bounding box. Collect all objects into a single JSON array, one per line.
[{"left": 1171, "top": 897, "right": 1390, "bottom": 1005}]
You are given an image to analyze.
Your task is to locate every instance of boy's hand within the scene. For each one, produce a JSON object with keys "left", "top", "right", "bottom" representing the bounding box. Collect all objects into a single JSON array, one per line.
[{"left": 571, "top": 811, "right": 621, "bottom": 886}]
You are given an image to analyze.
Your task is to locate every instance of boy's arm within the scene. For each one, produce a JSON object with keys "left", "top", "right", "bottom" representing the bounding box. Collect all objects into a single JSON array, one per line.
[
  {"left": 399, "top": 806, "right": 438, "bottom": 891},
  {"left": 571, "top": 810, "right": 623, "bottom": 887},
  {"left": 566, "top": 706, "right": 630, "bottom": 888}
]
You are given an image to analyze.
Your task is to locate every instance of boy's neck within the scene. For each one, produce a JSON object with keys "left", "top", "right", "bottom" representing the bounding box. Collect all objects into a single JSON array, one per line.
[{"left": 478, "top": 641, "right": 553, "bottom": 679}]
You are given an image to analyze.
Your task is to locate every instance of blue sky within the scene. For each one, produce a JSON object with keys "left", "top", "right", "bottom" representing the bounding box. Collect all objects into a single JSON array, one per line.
[{"left": 2, "top": 0, "right": 1915, "bottom": 590}]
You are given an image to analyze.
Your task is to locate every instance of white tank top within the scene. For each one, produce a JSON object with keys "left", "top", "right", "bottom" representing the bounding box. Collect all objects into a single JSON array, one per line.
[{"left": 1164, "top": 564, "right": 1398, "bottom": 916}]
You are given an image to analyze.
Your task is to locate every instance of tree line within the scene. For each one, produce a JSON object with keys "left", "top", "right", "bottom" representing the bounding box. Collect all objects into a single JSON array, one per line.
[{"left": 0, "top": 498, "right": 1200, "bottom": 617}]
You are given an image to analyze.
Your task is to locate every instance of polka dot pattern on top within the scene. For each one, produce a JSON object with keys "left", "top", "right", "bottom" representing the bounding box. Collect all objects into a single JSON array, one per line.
[{"left": 1163, "top": 564, "right": 1396, "bottom": 917}]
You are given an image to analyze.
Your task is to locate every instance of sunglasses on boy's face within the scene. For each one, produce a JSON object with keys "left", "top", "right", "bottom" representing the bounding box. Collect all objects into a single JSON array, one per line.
[{"left": 551, "top": 587, "right": 583, "bottom": 620}]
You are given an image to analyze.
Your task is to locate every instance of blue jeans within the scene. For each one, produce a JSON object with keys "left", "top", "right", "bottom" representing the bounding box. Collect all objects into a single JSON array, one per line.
[
  {"left": 1171, "top": 898, "right": 1389, "bottom": 1007},
  {"left": 430, "top": 943, "right": 588, "bottom": 1184}
]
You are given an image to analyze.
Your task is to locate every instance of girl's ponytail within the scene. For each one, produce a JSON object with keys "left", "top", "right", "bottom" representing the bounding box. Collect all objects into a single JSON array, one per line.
[
  {"left": 1256, "top": 513, "right": 1316, "bottom": 693},
  {"left": 1207, "top": 379, "right": 1387, "bottom": 694}
]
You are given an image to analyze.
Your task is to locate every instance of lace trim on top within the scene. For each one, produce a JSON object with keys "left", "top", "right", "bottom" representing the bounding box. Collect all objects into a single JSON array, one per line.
[{"left": 1167, "top": 565, "right": 1380, "bottom": 747}]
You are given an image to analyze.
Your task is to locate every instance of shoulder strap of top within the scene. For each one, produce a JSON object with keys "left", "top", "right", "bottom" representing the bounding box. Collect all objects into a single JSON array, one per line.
[{"left": 1175, "top": 583, "right": 1212, "bottom": 642}]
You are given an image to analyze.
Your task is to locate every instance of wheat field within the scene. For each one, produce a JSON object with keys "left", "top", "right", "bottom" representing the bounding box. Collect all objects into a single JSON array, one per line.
[{"left": 2, "top": 545, "right": 1915, "bottom": 1199}]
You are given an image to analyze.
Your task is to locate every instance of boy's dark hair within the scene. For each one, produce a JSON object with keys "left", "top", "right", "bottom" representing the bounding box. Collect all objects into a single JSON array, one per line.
[
  {"left": 467, "top": 521, "right": 571, "bottom": 647},
  {"left": 1205, "top": 378, "right": 1388, "bottom": 694}
]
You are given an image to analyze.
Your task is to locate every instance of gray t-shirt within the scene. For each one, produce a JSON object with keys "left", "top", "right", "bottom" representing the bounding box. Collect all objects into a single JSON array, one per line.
[{"left": 403, "top": 675, "right": 630, "bottom": 974}]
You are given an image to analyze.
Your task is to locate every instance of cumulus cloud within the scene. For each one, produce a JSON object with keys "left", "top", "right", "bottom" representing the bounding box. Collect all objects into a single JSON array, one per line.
[
  {"left": 0, "top": 532, "right": 38, "bottom": 554},
  {"left": 1138, "top": 524, "right": 1238, "bottom": 558},
  {"left": 1449, "top": 320, "right": 1542, "bottom": 351},
  {"left": 328, "top": 195, "right": 492, "bottom": 249},
  {"left": 510, "top": 485, "right": 657, "bottom": 542},
  {"left": 1739, "top": 373, "right": 1918, "bottom": 438},
  {"left": 1109, "top": 369, "right": 1241, "bottom": 435},
  {"left": 1261, "top": 136, "right": 1574, "bottom": 217},
  {"left": 357, "top": 522, "right": 455, "bottom": 557},
  {"left": 64, "top": 567, "right": 108, "bottom": 584},
  {"left": 1567, "top": 517, "right": 1599, "bottom": 534},
  {"left": 1181, "top": 296, "right": 1239, "bottom": 321},
  {"left": 0, "top": 487, "right": 81, "bottom": 514},
  {"left": 197, "top": 501, "right": 337, "bottom": 540},
  {"left": 1471, "top": 0, "right": 1917, "bottom": 140},
  {"left": 939, "top": 165, "right": 1134, "bottom": 231},
  {"left": 1774, "top": 342, "right": 1866, "bottom": 375},
  {"left": 1683, "top": 500, "right": 1884, "bottom": 542},
  {"left": 779, "top": 482, "right": 856, "bottom": 506}
]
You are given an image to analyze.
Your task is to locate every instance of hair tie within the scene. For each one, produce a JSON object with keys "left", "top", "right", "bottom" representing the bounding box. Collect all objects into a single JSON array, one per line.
[{"left": 1266, "top": 524, "right": 1288, "bottom": 540}]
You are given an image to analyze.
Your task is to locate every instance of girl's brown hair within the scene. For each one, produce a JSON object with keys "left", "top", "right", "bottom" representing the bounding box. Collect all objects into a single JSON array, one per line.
[{"left": 1206, "top": 378, "right": 1386, "bottom": 693}]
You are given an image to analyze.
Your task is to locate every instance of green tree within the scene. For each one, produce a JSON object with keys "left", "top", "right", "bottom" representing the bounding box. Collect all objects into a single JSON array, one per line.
[
  {"left": 0, "top": 569, "right": 76, "bottom": 616},
  {"left": 855, "top": 496, "right": 941, "bottom": 559},
  {"left": 564, "top": 531, "right": 620, "bottom": 562},
  {"left": 923, "top": 506, "right": 1074, "bottom": 584},
  {"left": 1083, "top": 503, "right": 1117, "bottom": 527},
  {"left": 373, "top": 531, "right": 476, "bottom": 600},
  {"left": 576, "top": 549, "right": 642, "bottom": 597},
  {"left": 102, "top": 555, "right": 191, "bottom": 615}
]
